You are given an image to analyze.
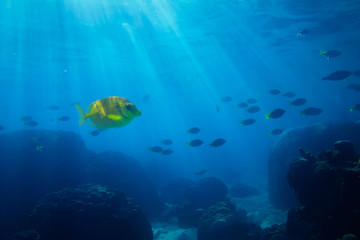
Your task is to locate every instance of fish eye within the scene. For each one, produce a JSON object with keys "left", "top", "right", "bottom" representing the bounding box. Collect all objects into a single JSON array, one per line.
[{"left": 125, "top": 104, "right": 133, "bottom": 110}]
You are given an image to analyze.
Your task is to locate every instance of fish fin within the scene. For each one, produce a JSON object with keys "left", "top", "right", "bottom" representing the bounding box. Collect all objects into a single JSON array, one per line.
[
  {"left": 107, "top": 114, "right": 122, "bottom": 121},
  {"left": 74, "top": 104, "right": 88, "bottom": 126}
]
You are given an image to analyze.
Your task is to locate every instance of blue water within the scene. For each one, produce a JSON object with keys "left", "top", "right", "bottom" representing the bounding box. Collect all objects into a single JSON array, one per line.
[{"left": 1, "top": 0, "right": 360, "bottom": 190}]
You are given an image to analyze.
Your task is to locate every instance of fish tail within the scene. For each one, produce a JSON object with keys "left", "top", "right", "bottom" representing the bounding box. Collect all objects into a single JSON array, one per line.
[
  {"left": 265, "top": 114, "right": 270, "bottom": 120},
  {"left": 319, "top": 50, "right": 326, "bottom": 55},
  {"left": 350, "top": 108, "right": 354, "bottom": 112},
  {"left": 186, "top": 142, "right": 189, "bottom": 147},
  {"left": 300, "top": 110, "right": 304, "bottom": 115},
  {"left": 74, "top": 104, "right": 88, "bottom": 126},
  {"left": 148, "top": 147, "right": 152, "bottom": 151}
]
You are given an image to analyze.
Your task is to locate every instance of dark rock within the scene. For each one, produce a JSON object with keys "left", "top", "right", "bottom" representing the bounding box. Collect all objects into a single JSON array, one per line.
[
  {"left": 334, "top": 140, "right": 356, "bottom": 159},
  {"left": 268, "top": 122, "right": 360, "bottom": 209},
  {"left": 261, "top": 224, "right": 286, "bottom": 240},
  {"left": 286, "top": 147, "right": 360, "bottom": 240},
  {"left": 160, "top": 178, "right": 196, "bottom": 205},
  {"left": 198, "top": 201, "right": 262, "bottom": 240},
  {"left": 28, "top": 184, "right": 153, "bottom": 240},
  {"left": 230, "top": 183, "right": 260, "bottom": 198},
  {"left": 185, "top": 177, "right": 229, "bottom": 209},
  {"left": 176, "top": 205, "right": 206, "bottom": 228}
]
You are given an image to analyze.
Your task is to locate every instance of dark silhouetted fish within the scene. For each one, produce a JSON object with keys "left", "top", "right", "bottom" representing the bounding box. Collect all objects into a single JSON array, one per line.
[
  {"left": 89, "top": 130, "right": 101, "bottom": 136},
  {"left": 162, "top": 139, "right": 173, "bottom": 145},
  {"left": 186, "top": 139, "right": 203, "bottom": 147},
  {"left": 268, "top": 89, "right": 281, "bottom": 95},
  {"left": 161, "top": 149, "right": 173, "bottom": 155},
  {"left": 350, "top": 104, "right": 360, "bottom": 112},
  {"left": 236, "top": 102, "right": 248, "bottom": 108},
  {"left": 322, "top": 70, "right": 352, "bottom": 80},
  {"left": 148, "top": 146, "right": 164, "bottom": 153},
  {"left": 246, "top": 98, "right": 257, "bottom": 104},
  {"left": 240, "top": 118, "right": 256, "bottom": 126},
  {"left": 346, "top": 84, "right": 360, "bottom": 92},
  {"left": 246, "top": 106, "right": 260, "bottom": 113},
  {"left": 320, "top": 50, "right": 342, "bottom": 60},
  {"left": 269, "top": 128, "right": 284, "bottom": 135},
  {"left": 187, "top": 127, "right": 200, "bottom": 134},
  {"left": 282, "top": 92, "right": 296, "bottom": 98},
  {"left": 266, "top": 108, "right": 285, "bottom": 119},
  {"left": 20, "top": 115, "right": 32, "bottom": 121},
  {"left": 210, "top": 138, "right": 226, "bottom": 147},
  {"left": 301, "top": 107, "right": 323, "bottom": 116},
  {"left": 221, "top": 96, "right": 232, "bottom": 102},
  {"left": 290, "top": 98, "right": 307, "bottom": 106},
  {"left": 195, "top": 169, "right": 208, "bottom": 176},
  {"left": 46, "top": 105, "right": 60, "bottom": 110},
  {"left": 58, "top": 116, "right": 70, "bottom": 121},
  {"left": 25, "top": 121, "right": 38, "bottom": 126}
]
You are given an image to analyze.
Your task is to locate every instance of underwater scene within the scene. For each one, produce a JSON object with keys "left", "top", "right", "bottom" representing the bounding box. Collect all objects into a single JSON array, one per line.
[{"left": 1, "top": 0, "right": 360, "bottom": 239}]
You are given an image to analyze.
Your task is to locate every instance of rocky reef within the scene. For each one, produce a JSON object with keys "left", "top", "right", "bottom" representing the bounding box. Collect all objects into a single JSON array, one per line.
[{"left": 285, "top": 140, "right": 360, "bottom": 240}]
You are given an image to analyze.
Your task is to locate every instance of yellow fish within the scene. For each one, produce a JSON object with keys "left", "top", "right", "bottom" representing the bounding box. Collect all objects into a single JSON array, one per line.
[{"left": 74, "top": 96, "right": 141, "bottom": 129}]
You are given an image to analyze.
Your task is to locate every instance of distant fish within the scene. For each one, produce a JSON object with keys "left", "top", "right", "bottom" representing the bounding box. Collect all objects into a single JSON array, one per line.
[
  {"left": 320, "top": 50, "right": 342, "bottom": 60},
  {"left": 58, "top": 116, "right": 70, "bottom": 121},
  {"left": 236, "top": 102, "right": 248, "bottom": 108},
  {"left": 148, "top": 146, "right": 164, "bottom": 153},
  {"left": 269, "top": 128, "right": 284, "bottom": 135},
  {"left": 194, "top": 169, "right": 208, "bottom": 176},
  {"left": 346, "top": 84, "right": 360, "bottom": 92},
  {"left": 142, "top": 94, "right": 150, "bottom": 102},
  {"left": 161, "top": 149, "right": 173, "bottom": 155},
  {"left": 245, "top": 106, "right": 260, "bottom": 113},
  {"left": 282, "top": 92, "right": 296, "bottom": 98},
  {"left": 210, "top": 138, "right": 226, "bottom": 147},
  {"left": 186, "top": 139, "right": 203, "bottom": 147},
  {"left": 268, "top": 89, "right": 281, "bottom": 95},
  {"left": 290, "top": 98, "right": 307, "bottom": 106},
  {"left": 350, "top": 104, "right": 360, "bottom": 112},
  {"left": 25, "top": 120, "right": 38, "bottom": 126},
  {"left": 187, "top": 127, "right": 200, "bottom": 134},
  {"left": 240, "top": 118, "right": 256, "bottom": 126},
  {"left": 246, "top": 98, "right": 258, "bottom": 104},
  {"left": 20, "top": 115, "right": 32, "bottom": 121},
  {"left": 221, "top": 96, "right": 232, "bottom": 102},
  {"left": 301, "top": 107, "right": 323, "bottom": 116},
  {"left": 89, "top": 130, "right": 101, "bottom": 136},
  {"left": 297, "top": 29, "right": 309, "bottom": 36},
  {"left": 266, "top": 108, "right": 285, "bottom": 119},
  {"left": 46, "top": 105, "right": 60, "bottom": 110},
  {"left": 0, "top": 125, "right": 4, "bottom": 131},
  {"left": 321, "top": 70, "right": 352, "bottom": 80},
  {"left": 162, "top": 139, "right": 173, "bottom": 145}
]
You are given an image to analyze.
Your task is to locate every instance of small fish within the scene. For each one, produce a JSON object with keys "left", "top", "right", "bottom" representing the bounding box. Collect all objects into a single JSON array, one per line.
[
  {"left": 194, "top": 169, "right": 208, "bottom": 176},
  {"left": 246, "top": 98, "right": 257, "bottom": 104},
  {"left": 20, "top": 115, "right": 32, "bottom": 121},
  {"left": 245, "top": 106, "right": 260, "bottom": 113},
  {"left": 282, "top": 92, "right": 296, "bottom": 98},
  {"left": 210, "top": 138, "right": 226, "bottom": 147},
  {"left": 346, "top": 84, "right": 360, "bottom": 92},
  {"left": 322, "top": 70, "right": 352, "bottom": 80},
  {"left": 36, "top": 146, "right": 44, "bottom": 152},
  {"left": 148, "top": 146, "right": 164, "bottom": 153},
  {"left": 0, "top": 125, "right": 4, "bottom": 131},
  {"left": 290, "top": 98, "right": 307, "bottom": 106},
  {"left": 162, "top": 139, "right": 173, "bottom": 145},
  {"left": 25, "top": 121, "right": 38, "bottom": 126},
  {"left": 320, "top": 50, "right": 342, "bottom": 60},
  {"left": 301, "top": 107, "right": 323, "bottom": 116},
  {"left": 268, "top": 89, "right": 281, "bottom": 95},
  {"left": 350, "top": 104, "right": 360, "bottom": 112},
  {"left": 240, "top": 118, "right": 256, "bottom": 126},
  {"left": 187, "top": 127, "right": 200, "bottom": 134},
  {"left": 270, "top": 128, "right": 284, "bottom": 135},
  {"left": 90, "top": 130, "right": 101, "bottom": 136},
  {"left": 236, "top": 102, "right": 248, "bottom": 108},
  {"left": 186, "top": 139, "right": 203, "bottom": 147},
  {"left": 46, "top": 105, "right": 60, "bottom": 110},
  {"left": 266, "top": 108, "right": 285, "bottom": 119},
  {"left": 297, "top": 29, "right": 309, "bottom": 36},
  {"left": 161, "top": 149, "right": 173, "bottom": 155},
  {"left": 221, "top": 96, "right": 232, "bottom": 102},
  {"left": 58, "top": 116, "right": 70, "bottom": 121}
]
